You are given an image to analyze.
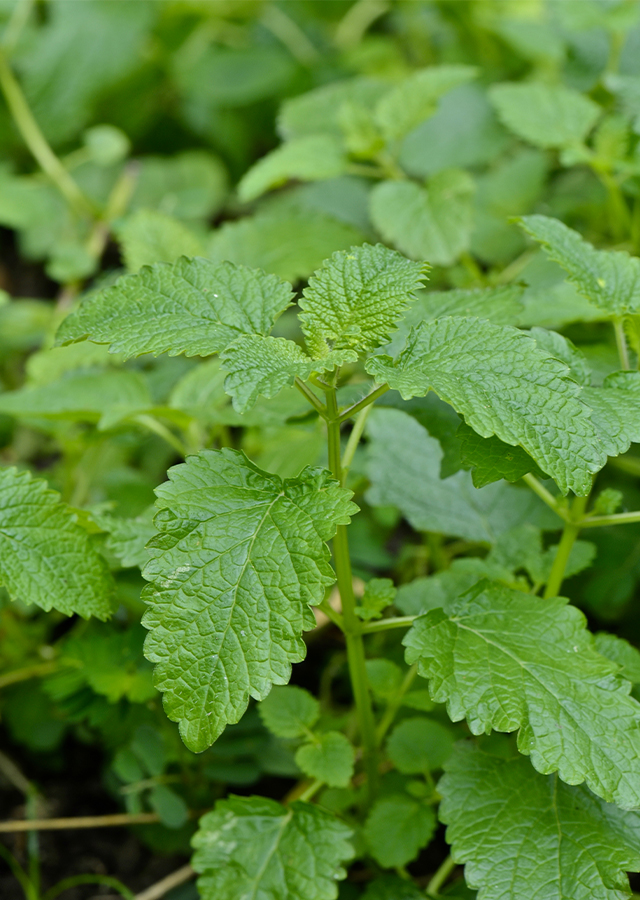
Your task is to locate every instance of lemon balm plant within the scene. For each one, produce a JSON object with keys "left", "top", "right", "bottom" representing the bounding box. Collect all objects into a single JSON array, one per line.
[{"left": 0, "top": 227, "right": 635, "bottom": 898}]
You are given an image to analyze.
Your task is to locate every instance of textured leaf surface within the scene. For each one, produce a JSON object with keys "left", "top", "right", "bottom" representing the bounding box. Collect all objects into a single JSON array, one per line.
[
  {"left": 364, "top": 795, "right": 436, "bottom": 868},
  {"left": 220, "top": 335, "right": 355, "bottom": 412},
  {"left": 374, "top": 65, "right": 477, "bottom": 141},
  {"left": 366, "top": 409, "right": 557, "bottom": 543},
  {"left": 458, "top": 423, "right": 544, "bottom": 487},
  {"left": 142, "top": 449, "right": 356, "bottom": 751},
  {"left": 238, "top": 136, "right": 347, "bottom": 203},
  {"left": 440, "top": 744, "right": 640, "bottom": 900},
  {"left": 490, "top": 82, "right": 600, "bottom": 148},
  {"left": 0, "top": 467, "right": 112, "bottom": 619},
  {"left": 366, "top": 317, "right": 605, "bottom": 495},
  {"left": 295, "top": 731, "right": 355, "bottom": 787},
  {"left": 584, "top": 372, "right": 640, "bottom": 456},
  {"left": 299, "top": 243, "right": 428, "bottom": 356},
  {"left": 193, "top": 795, "right": 353, "bottom": 900},
  {"left": 56, "top": 258, "right": 293, "bottom": 358},
  {"left": 94, "top": 508, "right": 156, "bottom": 570},
  {"left": 519, "top": 215, "right": 640, "bottom": 316},
  {"left": 370, "top": 171, "right": 474, "bottom": 267},
  {"left": 404, "top": 581, "right": 640, "bottom": 807}
]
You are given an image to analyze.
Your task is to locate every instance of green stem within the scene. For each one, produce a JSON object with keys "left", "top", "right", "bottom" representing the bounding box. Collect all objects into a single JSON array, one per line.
[
  {"left": 614, "top": 318, "right": 631, "bottom": 370},
  {"left": 297, "top": 779, "right": 324, "bottom": 803},
  {"left": 1, "top": 0, "right": 34, "bottom": 53},
  {"left": 295, "top": 376, "right": 328, "bottom": 418},
  {"left": 0, "top": 660, "right": 58, "bottom": 690},
  {"left": 610, "top": 455, "right": 640, "bottom": 477},
  {"left": 0, "top": 843, "right": 37, "bottom": 900},
  {"left": 326, "top": 388, "right": 378, "bottom": 800},
  {"left": 580, "top": 509, "right": 640, "bottom": 528},
  {"left": 375, "top": 664, "right": 418, "bottom": 745},
  {"left": 134, "top": 415, "right": 189, "bottom": 458},
  {"left": 543, "top": 495, "right": 588, "bottom": 599},
  {"left": 360, "top": 616, "right": 416, "bottom": 635},
  {"left": 522, "top": 473, "right": 570, "bottom": 521},
  {"left": 426, "top": 854, "right": 456, "bottom": 898},
  {"left": 342, "top": 404, "right": 373, "bottom": 477},
  {"left": 315, "top": 598, "right": 344, "bottom": 630},
  {"left": 0, "top": 48, "right": 94, "bottom": 218},
  {"left": 42, "top": 875, "right": 135, "bottom": 900},
  {"left": 337, "top": 383, "right": 389, "bottom": 424}
]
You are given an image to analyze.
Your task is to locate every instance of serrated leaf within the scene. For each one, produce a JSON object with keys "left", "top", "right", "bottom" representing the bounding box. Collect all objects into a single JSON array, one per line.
[
  {"left": 115, "top": 208, "right": 205, "bottom": 272},
  {"left": 366, "top": 317, "right": 605, "bottom": 495},
  {"left": 364, "top": 795, "right": 437, "bottom": 868},
  {"left": 584, "top": 372, "right": 640, "bottom": 456},
  {"left": 142, "top": 449, "right": 356, "bottom": 751},
  {"left": 295, "top": 731, "right": 355, "bottom": 787},
  {"left": 55, "top": 258, "right": 293, "bottom": 358},
  {"left": 220, "top": 335, "right": 356, "bottom": 413},
  {"left": 355, "top": 577, "right": 396, "bottom": 621},
  {"left": 0, "top": 467, "right": 112, "bottom": 619},
  {"left": 238, "top": 136, "right": 348, "bottom": 203},
  {"left": 93, "top": 508, "right": 156, "bottom": 569},
  {"left": 595, "top": 633, "right": 640, "bottom": 684},
  {"left": 192, "top": 796, "right": 353, "bottom": 900},
  {"left": 490, "top": 82, "right": 601, "bottom": 149},
  {"left": 374, "top": 65, "right": 477, "bottom": 142},
  {"left": 366, "top": 408, "right": 560, "bottom": 544},
  {"left": 387, "top": 717, "right": 455, "bottom": 774},
  {"left": 404, "top": 581, "right": 640, "bottom": 807},
  {"left": 440, "top": 744, "right": 640, "bottom": 900},
  {"left": 258, "top": 685, "right": 320, "bottom": 739},
  {"left": 530, "top": 327, "right": 592, "bottom": 386},
  {"left": 299, "top": 243, "right": 428, "bottom": 356},
  {"left": 519, "top": 215, "right": 640, "bottom": 316},
  {"left": 207, "top": 208, "right": 366, "bottom": 283},
  {"left": 370, "top": 171, "right": 475, "bottom": 267},
  {"left": 458, "top": 423, "right": 544, "bottom": 488}
]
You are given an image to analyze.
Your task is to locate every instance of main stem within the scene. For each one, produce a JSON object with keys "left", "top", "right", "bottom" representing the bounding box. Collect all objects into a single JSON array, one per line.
[
  {"left": 543, "top": 495, "right": 588, "bottom": 599},
  {"left": 326, "top": 387, "right": 378, "bottom": 799}
]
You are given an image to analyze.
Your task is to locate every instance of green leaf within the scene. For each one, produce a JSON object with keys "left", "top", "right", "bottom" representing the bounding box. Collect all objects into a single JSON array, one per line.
[
  {"left": 56, "top": 258, "right": 293, "bottom": 358},
  {"left": 131, "top": 151, "right": 228, "bottom": 222},
  {"left": 299, "top": 243, "right": 428, "bottom": 356},
  {"left": 530, "top": 327, "right": 592, "bottom": 386},
  {"left": 220, "top": 335, "right": 355, "bottom": 413},
  {"left": 370, "top": 171, "right": 475, "bottom": 267},
  {"left": 364, "top": 795, "right": 436, "bottom": 868},
  {"left": 207, "top": 208, "right": 366, "bottom": 283},
  {"left": 142, "top": 449, "right": 356, "bottom": 751},
  {"left": 258, "top": 686, "right": 320, "bottom": 739},
  {"left": 386, "top": 717, "right": 455, "bottom": 774},
  {"left": 518, "top": 215, "right": 640, "bottom": 316},
  {"left": 458, "top": 423, "right": 544, "bottom": 488},
  {"left": 404, "top": 581, "right": 640, "bottom": 807},
  {"left": 405, "top": 284, "right": 524, "bottom": 326},
  {"left": 238, "top": 136, "right": 348, "bottom": 203},
  {"left": 192, "top": 796, "right": 353, "bottom": 900},
  {"left": 115, "top": 209, "right": 205, "bottom": 272},
  {"left": 595, "top": 633, "right": 640, "bottom": 685},
  {"left": 365, "top": 659, "right": 403, "bottom": 700},
  {"left": 366, "top": 408, "right": 560, "bottom": 543},
  {"left": 584, "top": 372, "right": 640, "bottom": 456},
  {"left": 0, "top": 467, "right": 112, "bottom": 619},
  {"left": 93, "top": 508, "right": 156, "bottom": 569},
  {"left": 148, "top": 784, "right": 189, "bottom": 829},
  {"left": 366, "top": 317, "right": 605, "bottom": 495},
  {"left": 278, "top": 77, "right": 388, "bottom": 141},
  {"left": 355, "top": 578, "right": 396, "bottom": 621},
  {"left": 361, "top": 875, "right": 425, "bottom": 900},
  {"left": 374, "top": 65, "right": 477, "bottom": 142},
  {"left": 489, "top": 82, "right": 601, "bottom": 149},
  {"left": 440, "top": 744, "right": 640, "bottom": 900},
  {"left": 295, "top": 732, "right": 355, "bottom": 787}
]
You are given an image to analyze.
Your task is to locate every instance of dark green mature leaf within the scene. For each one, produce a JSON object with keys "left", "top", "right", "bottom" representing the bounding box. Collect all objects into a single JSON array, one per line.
[
  {"left": 458, "top": 423, "right": 544, "bottom": 487},
  {"left": 295, "top": 732, "right": 355, "bottom": 787},
  {"left": 142, "top": 450, "right": 356, "bottom": 751},
  {"left": 366, "top": 409, "right": 558, "bottom": 543},
  {"left": 366, "top": 317, "right": 605, "bottom": 495},
  {"left": 238, "top": 136, "right": 348, "bottom": 203},
  {"left": 299, "top": 244, "right": 428, "bottom": 357},
  {"left": 220, "top": 335, "right": 355, "bottom": 412},
  {"left": 192, "top": 796, "right": 353, "bottom": 900},
  {"left": 489, "top": 82, "right": 601, "bottom": 148},
  {"left": 440, "top": 744, "right": 640, "bottom": 900},
  {"left": 56, "top": 258, "right": 293, "bottom": 358},
  {"left": 519, "top": 215, "right": 640, "bottom": 315},
  {"left": 370, "top": 171, "right": 475, "bottom": 266},
  {"left": 0, "top": 467, "right": 112, "bottom": 619},
  {"left": 404, "top": 581, "right": 640, "bottom": 807},
  {"left": 364, "top": 795, "right": 436, "bottom": 868},
  {"left": 583, "top": 372, "right": 640, "bottom": 456}
]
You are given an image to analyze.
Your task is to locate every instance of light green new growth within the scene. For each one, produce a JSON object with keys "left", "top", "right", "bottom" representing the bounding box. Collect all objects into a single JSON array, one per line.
[
  {"left": 258, "top": 685, "right": 320, "bottom": 739},
  {"left": 490, "top": 82, "right": 601, "bottom": 149},
  {"left": 193, "top": 796, "right": 353, "bottom": 900},
  {"left": 238, "top": 135, "right": 347, "bottom": 202},
  {"left": 404, "top": 581, "right": 640, "bottom": 808},
  {"left": 440, "top": 745, "right": 640, "bottom": 900},
  {"left": 519, "top": 214, "right": 640, "bottom": 316},
  {"left": 55, "top": 257, "right": 294, "bottom": 358},
  {"left": 141, "top": 449, "right": 356, "bottom": 752},
  {"left": 295, "top": 731, "right": 355, "bottom": 787},
  {"left": 0, "top": 467, "right": 112, "bottom": 619},
  {"left": 366, "top": 317, "right": 605, "bottom": 495}
]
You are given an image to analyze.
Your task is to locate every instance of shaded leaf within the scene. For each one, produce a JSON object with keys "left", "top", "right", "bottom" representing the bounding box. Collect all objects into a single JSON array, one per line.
[
  {"left": 364, "top": 795, "right": 436, "bottom": 868},
  {"left": 295, "top": 732, "right": 355, "bottom": 787},
  {"left": 490, "top": 82, "right": 600, "bottom": 148}
]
